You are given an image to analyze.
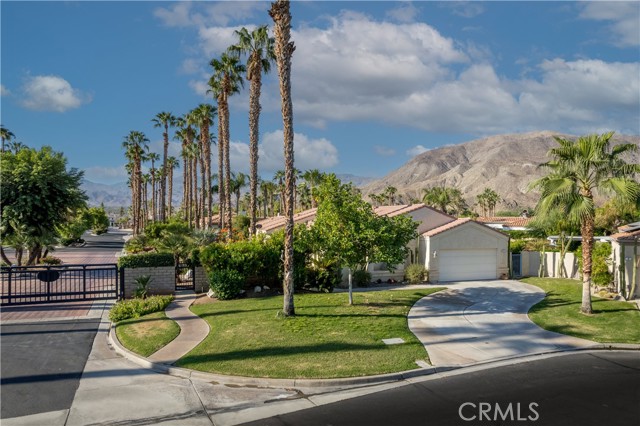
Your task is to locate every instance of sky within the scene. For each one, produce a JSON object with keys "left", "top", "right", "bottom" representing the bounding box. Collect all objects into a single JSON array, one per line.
[{"left": 2, "top": 1, "right": 639, "bottom": 185}]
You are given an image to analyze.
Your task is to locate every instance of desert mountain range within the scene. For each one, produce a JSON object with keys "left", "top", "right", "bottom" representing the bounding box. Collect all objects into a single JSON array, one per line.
[{"left": 362, "top": 131, "right": 640, "bottom": 211}]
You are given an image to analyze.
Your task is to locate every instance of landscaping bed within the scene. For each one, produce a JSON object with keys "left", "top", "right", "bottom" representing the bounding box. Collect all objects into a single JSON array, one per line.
[
  {"left": 115, "top": 311, "right": 180, "bottom": 357},
  {"left": 524, "top": 277, "right": 640, "bottom": 344},
  {"left": 177, "top": 288, "right": 443, "bottom": 379}
]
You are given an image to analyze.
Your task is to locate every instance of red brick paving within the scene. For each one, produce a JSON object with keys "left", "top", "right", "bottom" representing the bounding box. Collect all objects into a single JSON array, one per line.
[{"left": 1, "top": 300, "right": 94, "bottom": 321}]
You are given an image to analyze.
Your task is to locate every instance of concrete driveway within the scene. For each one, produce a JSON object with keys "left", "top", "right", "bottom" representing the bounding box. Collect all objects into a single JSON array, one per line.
[{"left": 408, "top": 280, "right": 596, "bottom": 366}]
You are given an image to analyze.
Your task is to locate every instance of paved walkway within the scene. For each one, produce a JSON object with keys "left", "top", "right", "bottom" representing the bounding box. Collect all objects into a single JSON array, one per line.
[
  {"left": 148, "top": 291, "right": 210, "bottom": 364},
  {"left": 408, "top": 280, "right": 597, "bottom": 366}
]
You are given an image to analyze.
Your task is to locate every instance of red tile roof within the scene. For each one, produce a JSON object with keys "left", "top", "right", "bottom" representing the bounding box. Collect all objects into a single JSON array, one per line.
[
  {"left": 256, "top": 208, "right": 318, "bottom": 232},
  {"left": 423, "top": 218, "right": 472, "bottom": 236}
]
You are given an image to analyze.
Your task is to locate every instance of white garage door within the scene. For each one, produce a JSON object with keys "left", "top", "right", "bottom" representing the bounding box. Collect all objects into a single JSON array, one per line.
[{"left": 439, "top": 249, "right": 497, "bottom": 281}]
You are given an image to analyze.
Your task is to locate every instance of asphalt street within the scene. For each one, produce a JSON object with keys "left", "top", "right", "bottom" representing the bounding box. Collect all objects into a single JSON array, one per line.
[
  {"left": 242, "top": 351, "right": 640, "bottom": 426},
  {"left": 0, "top": 318, "right": 101, "bottom": 419}
]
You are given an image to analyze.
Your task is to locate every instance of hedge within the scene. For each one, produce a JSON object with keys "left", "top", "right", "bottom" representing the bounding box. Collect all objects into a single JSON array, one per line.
[{"left": 118, "top": 253, "right": 175, "bottom": 269}]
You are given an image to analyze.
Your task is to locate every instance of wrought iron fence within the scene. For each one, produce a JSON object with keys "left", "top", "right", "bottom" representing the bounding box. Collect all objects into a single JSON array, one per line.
[
  {"left": 175, "top": 263, "right": 195, "bottom": 290},
  {"left": 1, "top": 263, "right": 119, "bottom": 305}
]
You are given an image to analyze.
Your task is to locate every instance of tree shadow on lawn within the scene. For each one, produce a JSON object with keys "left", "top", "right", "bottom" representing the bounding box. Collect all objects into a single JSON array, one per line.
[{"left": 177, "top": 341, "right": 386, "bottom": 366}]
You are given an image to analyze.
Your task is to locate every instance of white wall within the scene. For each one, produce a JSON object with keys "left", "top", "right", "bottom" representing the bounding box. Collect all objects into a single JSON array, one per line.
[
  {"left": 612, "top": 241, "right": 640, "bottom": 299},
  {"left": 519, "top": 251, "right": 579, "bottom": 279}
]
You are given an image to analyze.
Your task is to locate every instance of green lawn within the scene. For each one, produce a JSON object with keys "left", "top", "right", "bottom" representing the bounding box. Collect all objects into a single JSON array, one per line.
[
  {"left": 116, "top": 311, "right": 181, "bottom": 357},
  {"left": 176, "top": 289, "right": 443, "bottom": 379},
  {"left": 524, "top": 278, "right": 640, "bottom": 344}
]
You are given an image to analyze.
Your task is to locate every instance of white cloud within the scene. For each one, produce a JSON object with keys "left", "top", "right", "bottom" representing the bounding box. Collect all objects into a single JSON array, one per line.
[
  {"left": 386, "top": 2, "right": 419, "bottom": 23},
  {"left": 0, "top": 84, "right": 10, "bottom": 96},
  {"left": 374, "top": 145, "right": 396, "bottom": 157},
  {"left": 154, "top": 1, "right": 267, "bottom": 28},
  {"left": 84, "top": 165, "right": 128, "bottom": 183},
  {"left": 154, "top": 2, "right": 194, "bottom": 27},
  {"left": 406, "top": 145, "right": 430, "bottom": 156},
  {"left": 442, "top": 2, "right": 485, "bottom": 18},
  {"left": 21, "top": 75, "right": 90, "bottom": 112},
  {"left": 228, "top": 130, "right": 338, "bottom": 174},
  {"left": 579, "top": 2, "right": 640, "bottom": 47}
]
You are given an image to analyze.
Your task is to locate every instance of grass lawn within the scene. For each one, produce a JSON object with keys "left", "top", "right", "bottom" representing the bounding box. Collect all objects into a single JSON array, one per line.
[
  {"left": 523, "top": 277, "right": 640, "bottom": 344},
  {"left": 116, "top": 311, "right": 181, "bottom": 357},
  {"left": 176, "top": 288, "right": 443, "bottom": 379}
]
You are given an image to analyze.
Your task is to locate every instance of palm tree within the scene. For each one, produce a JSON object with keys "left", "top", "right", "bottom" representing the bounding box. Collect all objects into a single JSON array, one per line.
[
  {"left": 207, "top": 78, "right": 226, "bottom": 230},
  {"left": 302, "top": 169, "right": 323, "bottom": 208},
  {"left": 152, "top": 112, "right": 176, "bottom": 222},
  {"left": 230, "top": 25, "right": 276, "bottom": 236},
  {"left": 141, "top": 173, "right": 150, "bottom": 229},
  {"left": 122, "top": 131, "right": 149, "bottom": 234},
  {"left": 147, "top": 152, "right": 160, "bottom": 221},
  {"left": 530, "top": 132, "right": 640, "bottom": 314},
  {"left": 1, "top": 125, "right": 15, "bottom": 153},
  {"left": 166, "top": 156, "right": 179, "bottom": 219},
  {"left": 192, "top": 104, "right": 217, "bottom": 228},
  {"left": 270, "top": 0, "right": 296, "bottom": 316},
  {"left": 261, "top": 180, "right": 277, "bottom": 217},
  {"left": 422, "top": 185, "right": 466, "bottom": 215},
  {"left": 176, "top": 114, "right": 198, "bottom": 227},
  {"left": 210, "top": 53, "right": 245, "bottom": 237},
  {"left": 230, "top": 172, "right": 248, "bottom": 214},
  {"left": 384, "top": 186, "right": 398, "bottom": 205}
]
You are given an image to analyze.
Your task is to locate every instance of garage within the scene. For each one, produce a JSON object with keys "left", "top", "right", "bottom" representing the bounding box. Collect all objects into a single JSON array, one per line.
[
  {"left": 438, "top": 249, "right": 498, "bottom": 281},
  {"left": 422, "top": 218, "right": 510, "bottom": 282}
]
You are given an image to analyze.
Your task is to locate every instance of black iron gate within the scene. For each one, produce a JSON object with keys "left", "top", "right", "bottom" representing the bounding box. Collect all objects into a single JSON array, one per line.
[
  {"left": 175, "top": 263, "right": 195, "bottom": 290},
  {"left": 1, "top": 263, "right": 119, "bottom": 305}
]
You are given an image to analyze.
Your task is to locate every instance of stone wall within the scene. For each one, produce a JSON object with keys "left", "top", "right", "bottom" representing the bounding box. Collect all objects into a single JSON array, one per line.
[
  {"left": 123, "top": 266, "right": 175, "bottom": 299},
  {"left": 194, "top": 266, "right": 209, "bottom": 293}
]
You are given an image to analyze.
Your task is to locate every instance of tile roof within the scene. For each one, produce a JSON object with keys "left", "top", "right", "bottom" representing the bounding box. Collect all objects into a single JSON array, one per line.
[
  {"left": 476, "top": 216, "right": 533, "bottom": 227},
  {"left": 256, "top": 208, "right": 317, "bottom": 232},
  {"left": 373, "top": 204, "right": 430, "bottom": 218},
  {"left": 610, "top": 229, "right": 640, "bottom": 242},
  {"left": 423, "top": 218, "right": 472, "bottom": 236}
]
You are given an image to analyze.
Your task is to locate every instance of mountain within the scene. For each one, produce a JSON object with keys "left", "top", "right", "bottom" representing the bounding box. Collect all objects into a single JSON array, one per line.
[
  {"left": 335, "top": 173, "right": 377, "bottom": 187},
  {"left": 362, "top": 131, "right": 640, "bottom": 211}
]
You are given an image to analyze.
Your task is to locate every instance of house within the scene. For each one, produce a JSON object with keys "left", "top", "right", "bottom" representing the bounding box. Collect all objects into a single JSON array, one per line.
[
  {"left": 256, "top": 204, "right": 510, "bottom": 283},
  {"left": 610, "top": 222, "right": 640, "bottom": 299}
]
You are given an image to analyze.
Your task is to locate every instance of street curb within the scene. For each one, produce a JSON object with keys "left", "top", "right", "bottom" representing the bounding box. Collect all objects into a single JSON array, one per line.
[{"left": 107, "top": 322, "right": 640, "bottom": 388}]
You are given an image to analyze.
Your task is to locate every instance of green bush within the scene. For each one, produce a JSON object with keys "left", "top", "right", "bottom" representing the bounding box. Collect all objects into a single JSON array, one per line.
[
  {"left": 510, "top": 239, "right": 527, "bottom": 254},
  {"left": 41, "top": 256, "right": 63, "bottom": 265},
  {"left": 144, "top": 220, "right": 191, "bottom": 239},
  {"left": 118, "top": 253, "right": 175, "bottom": 269},
  {"left": 405, "top": 264, "right": 427, "bottom": 283},
  {"left": 307, "top": 266, "right": 340, "bottom": 292},
  {"left": 124, "top": 235, "right": 150, "bottom": 254},
  {"left": 353, "top": 269, "right": 371, "bottom": 287},
  {"left": 134, "top": 275, "right": 152, "bottom": 299},
  {"left": 209, "top": 269, "right": 245, "bottom": 300},
  {"left": 109, "top": 295, "right": 173, "bottom": 322},
  {"left": 576, "top": 242, "right": 613, "bottom": 286}
]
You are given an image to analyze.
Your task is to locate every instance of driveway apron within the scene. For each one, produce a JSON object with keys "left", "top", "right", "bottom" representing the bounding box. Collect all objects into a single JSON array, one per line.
[{"left": 408, "top": 280, "right": 596, "bottom": 366}]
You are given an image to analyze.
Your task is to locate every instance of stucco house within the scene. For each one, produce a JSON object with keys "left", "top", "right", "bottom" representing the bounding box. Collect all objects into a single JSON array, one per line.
[
  {"left": 611, "top": 222, "right": 640, "bottom": 299},
  {"left": 256, "top": 204, "right": 509, "bottom": 283}
]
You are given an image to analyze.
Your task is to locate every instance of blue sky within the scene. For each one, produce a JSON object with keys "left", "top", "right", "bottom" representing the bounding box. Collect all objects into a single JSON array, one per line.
[{"left": 2, "top": 1, "right": 639, "bottom": 184}]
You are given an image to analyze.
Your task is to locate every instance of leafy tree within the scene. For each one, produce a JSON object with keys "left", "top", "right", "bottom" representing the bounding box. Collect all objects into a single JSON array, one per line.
[
  {"left": 594, "top": 199, "right": 640, "bottom": 235},
  {"left": 270, "top": 0, "right": 296, "bottom": 316},
  {"left": 312, "top": 175, "right": 418, "bottom": 305},
  {"left": 87, "top": 206, "right": 110, "bottom": 234},
  {"left": 530, "top": 132, "right": 640, "bottom": 314},
  {"left": 1, "top": 146, "right": 87, "bottom": 265}
]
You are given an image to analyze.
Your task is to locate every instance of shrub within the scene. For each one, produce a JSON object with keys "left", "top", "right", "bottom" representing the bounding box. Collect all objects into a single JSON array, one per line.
[
  {"left": 307, "top": 266, "right": 340, "bottom": 293},
  {"left": 118, "top": 253, "right": 175, "bottom": 269},
  {"left": 41, "top": 256, "right": 63, "bottom": 265},
  {"left": 405, "top": 264, "right": 427, "bottom": 283},
  {"left": 353, "top": 269, "right": 371, "bottom": 287},
  {"left": 510, "top": 239, "right": 527, "bottom": 254},
  {"left": 134, "top": 275, "right": 152, "bottom": 299},
  {"left": 124, "top": 235, "right": 150, "bottom": 254},
  {"left": 209, "top": 269, "right": 245, "bottom": 300},
  {"left": 576, "top": 242, "right": 612, "bottom": 286},
  {"left": 109, "top": 295, "right": 173, "bottom": 322}
]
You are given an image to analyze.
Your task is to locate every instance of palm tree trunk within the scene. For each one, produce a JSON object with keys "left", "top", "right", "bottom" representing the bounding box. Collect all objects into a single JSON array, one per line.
[
  {"left": 160, "top": 125, "right": 168, "bottom": 222},
  {"left": 1, "top": 247, "right": 12, "bottom": 265},
  {"left": 271, "top": 0, "right": 296, "bottom": 316},
  {"left": 249, "top": 71, "right": 261, "bottom": 236},
  {"left": 222, "top": 100, "right": 233, "bottom": 238},
  {"left": 192, "top": 156, "right": 199, "bottom": 229},
  {"left": 217, "top": 100, "right": 225, "bottom": 230},
  {"left": 580, "top": 215, "right": 594, "bottom": 314},
  {"left": 168, "top": 166, "right": 174, "bottom": 218}
]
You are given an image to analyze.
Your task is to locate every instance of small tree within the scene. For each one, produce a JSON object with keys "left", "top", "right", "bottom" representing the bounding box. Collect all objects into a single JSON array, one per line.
[{"left": 312, "top": 175, "right": 418, "bottom": 304}]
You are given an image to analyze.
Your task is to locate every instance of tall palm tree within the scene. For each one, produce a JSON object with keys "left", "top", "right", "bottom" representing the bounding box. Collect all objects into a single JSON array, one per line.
[
  {"left": 122, "top": 131, "right": 149, "bottom": 234},
  {"left": 175, "top": 127, "right": 190, "bottom": 223},
  {"left": 147, "top": 152, "right": 160, "bottom": 222},
  {"left": 176, "top": 114, "right": 198, "bottom": 227},
  {"left": 141, "top": 172, "right": 150, "bottom": 229},
  {"left": 270, "top": 0, "right": 296, "bottom": 316},
  {"left": 192, "top": 104, "right": 217, "bottom": 228},
  {"left": 422, "top": 185, "right": 466, "bottom": 215},
  {"left": 1, "top": 125, "right": 15, "bottom": 153},
  {"left": 152, "top": 112, "right": 176, "bottom": 222},
  {"left": 210, "top": 52, "right": 245, "bottom": 238},
  {"left": 207, "top": 78, "right": 226, "bottom": 230},
  {"left": 530, "top": 132, "right": 640, "bottom": 314},
  {"left": 230, "top": 25, "right": 276, "bottom": 236},
  {"left": 260, "top": 180, "right": 276, "bottom": 217},
  {"left": 230, "top": 172, "right": 248, "bottom": 214},
  {"left": 302, "top": 169, "right": 323, "bottom": 208},
  {"left": 166, "top": 156, "right": 179, "bottom": 219}
]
